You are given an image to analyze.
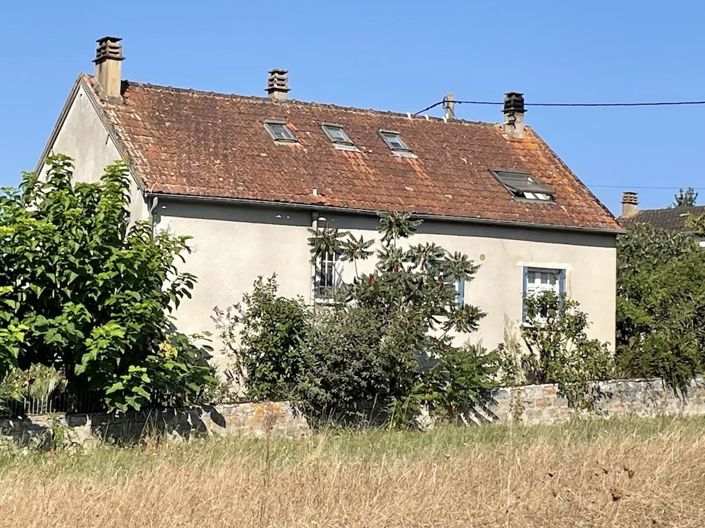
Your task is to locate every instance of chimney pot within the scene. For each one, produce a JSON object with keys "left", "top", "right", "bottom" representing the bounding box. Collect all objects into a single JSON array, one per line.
[
  {"left": 443, "top": 93, "right": 455, "bottom": 121},
  {"left": 503, "top": 91, "right": 525, "bottom": 139},
  {"left": 621, "top": 191, "right": 639, "bottom": 218},
  {"left": 93, "top": 36, "right": 124, "bottom": 102},
  {"left": 266, "top": 68, "right": 289, "bottom": 101}
]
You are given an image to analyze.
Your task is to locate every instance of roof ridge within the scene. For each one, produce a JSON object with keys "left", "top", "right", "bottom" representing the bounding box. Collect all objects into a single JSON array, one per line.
[
  {"left": 116, "top": 77, "right": 500, "bottom": 128},
  {"left": 634, "top": 205, "right": 705, "bottom": 214}
]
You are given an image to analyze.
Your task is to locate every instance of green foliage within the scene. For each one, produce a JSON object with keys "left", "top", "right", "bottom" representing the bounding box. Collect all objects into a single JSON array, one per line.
[
  {"left": 498, "top": 291, "right": 613, "bottom": 407},
  {"left": 685, "top": 212, "right": 705, "bottom": 236},
  {"left": 616, "top": 223, "right": 705, "bottom": 391},
  {"left": 213, "top": 276, "right": 310, "bottom": 401},
  {"left": 0, "top": 364, "right": 67, "bottom": 414},
  {"left": 0, "top": 155, "right": 215, "bottom": 411},
  {"left": 220, "top": 212, "right": 494, "bottom": 427},
  {"left": 420, "top": 343, "right": 498, "bottom": 423},
  {"left": 672, "top": 187, "right": 698, "bottom": 208}
]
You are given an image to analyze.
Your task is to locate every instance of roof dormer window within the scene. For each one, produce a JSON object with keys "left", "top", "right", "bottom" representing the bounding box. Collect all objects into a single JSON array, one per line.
[
  {"left": 264, "top": 120, "right": 297, "bottom": 142},
  {"left": 379, "top": 130, "right": 411, "bottom": 152},
  {"left": 491, "top": 170, "right": 555, "bottom": 202}
]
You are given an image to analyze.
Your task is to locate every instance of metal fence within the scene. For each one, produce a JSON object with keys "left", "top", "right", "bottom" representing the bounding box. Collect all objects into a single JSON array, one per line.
[{"left": 2, "top": 391, "right": 106, "bottom": 417}]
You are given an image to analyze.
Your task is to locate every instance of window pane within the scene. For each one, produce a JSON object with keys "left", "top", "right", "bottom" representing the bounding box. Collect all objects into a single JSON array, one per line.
[
  {"left": 381, "top": 132, "right": 409, "bottom": 151},
  {"left": 315, "top": 250, "right": 340, "bottom": 299},
  {"left": 265, "top": 122, "right": 295, "bottom": 141}
]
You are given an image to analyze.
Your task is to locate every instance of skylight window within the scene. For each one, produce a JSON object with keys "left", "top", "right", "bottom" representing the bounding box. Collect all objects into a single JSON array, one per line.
[
  {"left": 321, "top": 124, "right": 354, "bottom": 146},
  {"left": 264, "top": 120, "right": 297, "bottom": 142},
  {"left": 379, "top": 130, "right": 411, "bottom": 152},
  {"left": 491, "top": 170, "right": 555, "bottom": 202}
]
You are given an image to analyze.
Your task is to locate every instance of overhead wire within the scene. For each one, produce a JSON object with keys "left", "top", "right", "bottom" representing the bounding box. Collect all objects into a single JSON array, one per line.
[{"left": 413, "top": 98, "right": 705, "bottom": 116}]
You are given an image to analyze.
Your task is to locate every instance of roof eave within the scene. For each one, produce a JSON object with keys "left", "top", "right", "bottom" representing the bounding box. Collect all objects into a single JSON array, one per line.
[{"left": 146, "top": 191, "right": 624, "bottom": 236}]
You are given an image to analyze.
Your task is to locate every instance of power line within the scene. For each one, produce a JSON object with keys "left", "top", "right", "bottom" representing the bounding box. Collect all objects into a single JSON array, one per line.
[
  {"left": 587, "top": 184, "right": 705, "bottom": 191},
  {"left": 413, "top": 98, "right": 705, "bottom": 116}
]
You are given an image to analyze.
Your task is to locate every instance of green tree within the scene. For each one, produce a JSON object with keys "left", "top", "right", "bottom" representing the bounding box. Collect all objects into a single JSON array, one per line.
[
  {"left": 673, "top": 187, "right": 698, "bottom": 207},
  {"left": 0, "top": 155, "right": 215, "bottom": 411},
  {"left": 616, "top": 223, "right": 705, "bottom": 391},
  {"left": 308, "top": 212, "right": 490, "bottom": 424}
]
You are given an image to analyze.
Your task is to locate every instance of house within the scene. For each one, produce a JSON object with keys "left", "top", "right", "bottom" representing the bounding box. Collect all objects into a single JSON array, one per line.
[
  {"left": 37, "top": 37, "right": 621, "bottom": 367},
  {"left": 619, "top": 191, "right": 705, "bottom": 246}
]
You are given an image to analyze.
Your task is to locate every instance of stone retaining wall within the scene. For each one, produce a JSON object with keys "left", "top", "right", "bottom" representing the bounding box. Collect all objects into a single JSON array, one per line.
[
  {"left": 0, "top": 401, "right": 309, "bottom": 448},
  {"left": 475, "top": 377, "right": 705, "bottom": 425},
  {"left": 3, "top": 378, "right": 705, "bottom": 447}
]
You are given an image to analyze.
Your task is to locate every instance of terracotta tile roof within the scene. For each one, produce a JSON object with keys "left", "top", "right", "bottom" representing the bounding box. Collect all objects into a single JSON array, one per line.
[
  {"left": 620, "top": 206, "right": 705, "bottom": 231},
  {"left": 89, "top": 75, "right": 620, "bottom": 232}
]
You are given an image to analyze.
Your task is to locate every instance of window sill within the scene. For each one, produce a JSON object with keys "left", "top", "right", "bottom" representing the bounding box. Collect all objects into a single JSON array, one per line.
[
  {"left": 333, "top": 144, "right": 360, "bottom": 153},
  {"left": 391, "top": 150, "right": 418, "bottom": 159}
]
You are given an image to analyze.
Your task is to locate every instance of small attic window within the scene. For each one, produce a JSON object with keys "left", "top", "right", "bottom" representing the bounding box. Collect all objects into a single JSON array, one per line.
[
  {"left": 322, "top": 124, "right": 354, "bottom": 146},
  {"left": 264, "top": 120, "right": 297, "bottom": 142},
  {"left": 491, "top": 170, "right": 555, "bottom": 202},
  {"left": 379, "top": 130, "right": 411, "bottom": 152}
]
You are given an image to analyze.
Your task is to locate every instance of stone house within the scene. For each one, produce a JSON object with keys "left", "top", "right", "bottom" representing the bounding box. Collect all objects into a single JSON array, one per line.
[{"left": 37, "top": 37, "right": 621, "bottom": 367}]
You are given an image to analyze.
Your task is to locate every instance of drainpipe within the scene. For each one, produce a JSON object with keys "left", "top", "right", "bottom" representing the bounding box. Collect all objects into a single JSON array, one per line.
[
  {"left": 148, "top": 196, "right": 159, "bottom": 233},
  {"left": 310, "top": 212, "right": 322, "bottom": 306}
]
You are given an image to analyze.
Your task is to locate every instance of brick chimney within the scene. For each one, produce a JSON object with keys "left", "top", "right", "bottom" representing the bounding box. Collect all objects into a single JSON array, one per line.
[
  {"left": 93, "top": 36, "right": 124, "bottom": 102},
  {"left": 621, "top": 191, "right": 639, "bottom": 218},
  {"left": 503, "top": 92, "right": 525, "bottom": 139},
  {"left": 266, "top": 69, "right": 289, "bottom": 101}
]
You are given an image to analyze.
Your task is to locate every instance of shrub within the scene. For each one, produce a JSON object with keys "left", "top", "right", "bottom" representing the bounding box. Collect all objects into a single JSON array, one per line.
[
  {"left": 218, "top": 212, "right": 495, "bottom": 427},
  {"left": 616, "top": 223, "right": 705, "bottom": 391},
  {"left": 497, "top": 291, "right": 613, "bottom": 407},
  {"left": 420, "top": 343, "right": 498, "bottom": 423},
  {"left": 0, "top": 155, "right": 216, "bottom": 411},
  {"left": 213, "top": 276, "right": 310, "bottom": 401}
]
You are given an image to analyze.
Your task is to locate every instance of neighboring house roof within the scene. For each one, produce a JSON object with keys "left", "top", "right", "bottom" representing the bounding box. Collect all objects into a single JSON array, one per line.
[
  {"left": 79, "top": 74, "right": 620, "bottom": 232},
  {"left": 619, "top": 206, "right": 705, "bottom": 231}
]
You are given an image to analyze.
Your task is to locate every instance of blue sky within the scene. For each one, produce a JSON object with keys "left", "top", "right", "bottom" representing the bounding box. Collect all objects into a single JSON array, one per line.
[{"left": 1, "top": 1, "right": 703, "bottom": 214}]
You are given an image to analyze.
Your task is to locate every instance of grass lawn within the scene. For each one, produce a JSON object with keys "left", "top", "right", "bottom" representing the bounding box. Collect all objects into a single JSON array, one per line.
[{"left": 1, "top": 415, "right": 704, "bottom": 527}]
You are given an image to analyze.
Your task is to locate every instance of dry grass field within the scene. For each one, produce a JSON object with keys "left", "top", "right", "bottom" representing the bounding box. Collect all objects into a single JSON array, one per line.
[{"left": 0, "top": 416, "right": 704, "bottom": 527}]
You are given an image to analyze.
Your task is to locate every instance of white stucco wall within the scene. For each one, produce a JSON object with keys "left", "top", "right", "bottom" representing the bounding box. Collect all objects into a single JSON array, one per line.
[
  {"left": 38, "top": 84, "right": 617, "bottom": 372},
  {"left": 156, "top": 200, "right": 617, "bottom": 368},
  {"left": 37, "top": 83, "right": 148, "bottom": 221}
]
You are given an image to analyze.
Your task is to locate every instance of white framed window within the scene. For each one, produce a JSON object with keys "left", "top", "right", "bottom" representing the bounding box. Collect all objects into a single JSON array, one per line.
[
  {"left": 313, "top": 250, "right": 342, "bottom": 301},
  {"left": 522, "top": 267, "right": 565, "bottom": 320},
  {"left": 264, "top": 120, "right": 297, "bottom": 142},
  {"left": 454, "top": 278, "right": 465, "bottom": 306}
]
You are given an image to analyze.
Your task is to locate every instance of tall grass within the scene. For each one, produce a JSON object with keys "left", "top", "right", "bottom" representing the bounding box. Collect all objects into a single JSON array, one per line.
[{"left": 1, "top": 416, "right": 704, "bottom": 527}]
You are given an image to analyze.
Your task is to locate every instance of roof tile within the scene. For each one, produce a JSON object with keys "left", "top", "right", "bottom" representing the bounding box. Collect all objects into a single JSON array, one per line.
[{"left": 91, "top": 76, "right": 619, "bottom": 231}]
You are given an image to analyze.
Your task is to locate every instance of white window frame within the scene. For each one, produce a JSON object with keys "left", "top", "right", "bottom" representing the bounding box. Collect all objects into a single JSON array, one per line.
[
  {"left": 454, "top": 278, "right": 465, "bottom": 306},
  {"left": 522, "top": 267, "right": 565, "bottom": 321},
  {"left": 313, "top": 249, "right": 342, "bottom": 302}
]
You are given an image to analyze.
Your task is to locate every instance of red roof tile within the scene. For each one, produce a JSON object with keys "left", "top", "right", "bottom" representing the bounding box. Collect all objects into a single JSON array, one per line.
[{"left": 90, "top": 76, "right": 619, "bottom": 232}]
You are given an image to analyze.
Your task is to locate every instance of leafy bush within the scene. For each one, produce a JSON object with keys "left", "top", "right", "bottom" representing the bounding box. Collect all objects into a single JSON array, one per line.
[
  {"left": 218, "top": 212, "right": 496, "bottom": 427},
  {"left": 420, "top": 343, "right": 498, "bottom": 423},
  {"left": 0, "top": 155, "right": 216, "bottom": 411},
  {"left": 213, "top": 276, "right": 310, "bottom": 400},
  {"left": 497, "top": 291, "right": 613, "bottom": 407},
  {"left": 616, "top": 223, "right": 705, "bottom": 391}
]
